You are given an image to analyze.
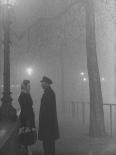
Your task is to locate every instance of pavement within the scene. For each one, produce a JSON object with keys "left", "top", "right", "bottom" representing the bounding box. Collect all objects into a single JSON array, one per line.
[
  {"left": 30, "top": 114, "right": 116, "bottom": 155},
  {"left": 31, "top": 136, "right": 116, "bottom": 155}
]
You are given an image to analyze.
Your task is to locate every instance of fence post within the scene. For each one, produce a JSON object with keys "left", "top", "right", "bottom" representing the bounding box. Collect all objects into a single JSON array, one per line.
[
  {"left": 109, "top": 104, "right": 112, "bottom": 136},
  {"left": 82, "top": 102, "right": 85, "bottom": 124},
  {"left": 71, "top": 102, "right": 75, "bottom": 118},
  {"left": 77, "top": 103, "right": 78, "bottom": 118}
]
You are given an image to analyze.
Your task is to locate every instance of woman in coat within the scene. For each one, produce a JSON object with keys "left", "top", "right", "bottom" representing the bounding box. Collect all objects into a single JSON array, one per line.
[
  {"left": 18, "top": 80, "right": 35, "bottom": 154},
  {"left": 18, "top": 80, "right": 35, "bottom": 129},
  {"left": 38, "top": 76, "right": 59, "bottom": 155}
]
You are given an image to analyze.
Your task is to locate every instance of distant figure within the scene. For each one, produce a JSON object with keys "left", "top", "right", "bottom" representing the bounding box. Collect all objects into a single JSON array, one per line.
[
  {"left": 38, "top": 76, "right": 59, "bottom": 155},
  {"left": 18, "top": 80, "right": 35, "bottom": 154}
]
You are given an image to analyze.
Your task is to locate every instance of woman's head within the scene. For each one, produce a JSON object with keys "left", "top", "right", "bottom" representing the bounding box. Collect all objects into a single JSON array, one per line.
[{"left": 21, "top": 80, "right": 30, "bottom": 93}]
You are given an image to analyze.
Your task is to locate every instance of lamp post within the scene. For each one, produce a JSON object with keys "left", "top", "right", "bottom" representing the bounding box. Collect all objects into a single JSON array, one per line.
[{"left": 0, "top": 0, "right": 17, "bottom": 121}]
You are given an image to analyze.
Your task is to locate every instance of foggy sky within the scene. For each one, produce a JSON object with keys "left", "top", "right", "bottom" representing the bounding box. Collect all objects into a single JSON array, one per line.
[{"left": 0, "top": 0, "right": 116, "bottom": 112}]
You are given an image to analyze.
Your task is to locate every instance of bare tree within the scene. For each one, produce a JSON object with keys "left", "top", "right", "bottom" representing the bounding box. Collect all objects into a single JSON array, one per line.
[{"left": 85, "top": 0, "right": 105, "bottom": 137}]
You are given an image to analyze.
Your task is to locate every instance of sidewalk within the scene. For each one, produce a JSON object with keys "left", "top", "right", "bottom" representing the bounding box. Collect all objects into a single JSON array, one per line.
[
  {"left": 31, "top": 114, "right": 116, "bottom": 155},
  {"left": 31, "top": 136, "right": 116, "bottom": 155}
]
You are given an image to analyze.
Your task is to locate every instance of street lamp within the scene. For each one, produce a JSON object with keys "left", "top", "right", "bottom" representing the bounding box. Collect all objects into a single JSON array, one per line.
[
  {"left": 0, "top": 0, "right": 17, "bottom": 121},
  {"left": 26, "top": 67, "right": 33, "bottom": 76}
]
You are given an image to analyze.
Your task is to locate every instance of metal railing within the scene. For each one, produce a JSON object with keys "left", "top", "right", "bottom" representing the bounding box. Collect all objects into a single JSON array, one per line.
[
  {"left": 70, "top": 101, "right": 116, "bottom": 136},
  {"left": 104, "top": 103, "right": 116, "bottom": 136}
]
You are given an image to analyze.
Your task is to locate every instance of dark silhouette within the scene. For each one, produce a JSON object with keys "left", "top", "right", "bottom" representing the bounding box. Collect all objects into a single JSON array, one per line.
[
  {"left": 38, "top": 76, "right": 59, "bottom": 155},
  {"left": 18, "top": 80, "right": 35, "bottom": 128},
  {"left": 18, "top": 80, "right": 35, "bottom": 154}
]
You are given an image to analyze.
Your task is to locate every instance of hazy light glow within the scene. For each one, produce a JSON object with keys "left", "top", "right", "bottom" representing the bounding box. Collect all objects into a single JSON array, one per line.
[
  {"left": 26, "top": 67, "right": 33, "bottom": 76},
  {"left": 80, "top": 72, "right": 85, "bottom": 76},
  {"left": 11, "top": 84, "right": 19, "bottom": 88},
  {"left": 83, "top": 78, "right": 87, "bottom": 82},
  {"left": 101, "top": 77, "right": 105, "bottom": 81},
  {"left": 0, "top": 129, "right": 6, "bottom": 137},
  {"left": 1, "top": 0, "right": 16, "bottom": 6}
]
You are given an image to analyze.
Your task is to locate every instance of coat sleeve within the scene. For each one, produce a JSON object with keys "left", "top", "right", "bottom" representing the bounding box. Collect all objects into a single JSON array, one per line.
[{"left": 18, "top": 94, "right": 30, "bottom": 120}]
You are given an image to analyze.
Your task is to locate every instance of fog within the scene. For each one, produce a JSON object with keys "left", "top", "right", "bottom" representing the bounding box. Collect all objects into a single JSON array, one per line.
[{"left": 0, "top": 0, "right": 116, "bottom": 153}]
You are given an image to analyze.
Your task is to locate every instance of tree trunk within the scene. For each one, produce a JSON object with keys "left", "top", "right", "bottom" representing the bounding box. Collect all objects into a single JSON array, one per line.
[{"left": 85, "top": 0, "right": 105, "bottom": 137}]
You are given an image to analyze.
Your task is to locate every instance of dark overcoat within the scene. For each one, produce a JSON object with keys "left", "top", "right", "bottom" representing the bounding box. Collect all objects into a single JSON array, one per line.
[
  {"left": 18, "top": 92, "right": 35, "bottom": 128},
  {"left": 38, "top": 87, "right": 59, "bottom": 140}
]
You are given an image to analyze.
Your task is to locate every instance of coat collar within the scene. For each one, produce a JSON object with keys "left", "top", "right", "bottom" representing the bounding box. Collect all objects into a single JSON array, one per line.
[{"left": 44, "top": 86, "right": 51, "bottom": 93}]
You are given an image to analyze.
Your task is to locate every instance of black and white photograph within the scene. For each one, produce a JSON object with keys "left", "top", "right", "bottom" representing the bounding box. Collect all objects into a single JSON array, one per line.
[{"left": 0, "top": 0, "right": 116, "bottom": 155}]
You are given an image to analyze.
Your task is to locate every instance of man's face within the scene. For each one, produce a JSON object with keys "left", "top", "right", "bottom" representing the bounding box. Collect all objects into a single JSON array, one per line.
[{"left": 41, "top": 82, "right": 49, "bottom": 90}]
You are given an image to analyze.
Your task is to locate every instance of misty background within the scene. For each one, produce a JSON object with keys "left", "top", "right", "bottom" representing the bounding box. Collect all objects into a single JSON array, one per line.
[{"left": 0, "top": 0, "right": 116, "bottom": 137}]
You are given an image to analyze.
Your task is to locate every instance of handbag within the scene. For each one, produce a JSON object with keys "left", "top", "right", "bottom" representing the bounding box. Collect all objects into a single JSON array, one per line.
[{"left": 19, "top": 127, "right": 37, "bottom": 146}]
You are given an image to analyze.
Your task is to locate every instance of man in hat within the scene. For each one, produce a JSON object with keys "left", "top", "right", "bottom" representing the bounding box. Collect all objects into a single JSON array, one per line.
[{"left": 38, "top": 76, "right": 59, "bottom": 155}]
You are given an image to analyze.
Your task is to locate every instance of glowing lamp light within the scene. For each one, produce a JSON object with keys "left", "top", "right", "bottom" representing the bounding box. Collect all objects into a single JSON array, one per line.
[
  {"left": 80, "top": 72, "right": 85, "bottom": 76},
  {"left": 1, "top": 0, "right": 16, "bottom": 6},
  {"left": 83, "top": 78, "right": 87, "bottom": 82},
  {"left": 26, "top": 67, "right": 33, "bottom": 76},
  {"left": 101, "top": 77, "right": 105, "bottom": 82}
]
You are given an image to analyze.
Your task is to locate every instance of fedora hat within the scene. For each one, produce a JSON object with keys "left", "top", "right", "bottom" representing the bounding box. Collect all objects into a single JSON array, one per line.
[{"left": 40, "top": 76, "right": 53, "bottom": 84}]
